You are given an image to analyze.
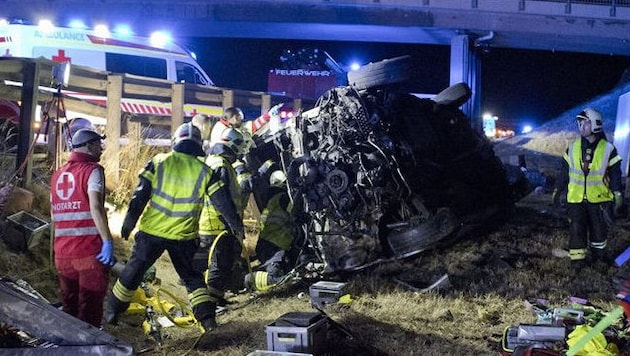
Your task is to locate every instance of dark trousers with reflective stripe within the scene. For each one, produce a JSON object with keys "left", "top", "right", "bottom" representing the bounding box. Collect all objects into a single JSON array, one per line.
[
  {"left": 201, "top": 232, "right": 241, "bottom": 296},
  {"left": 255, "top": 238, "right": 287, "bottom": 277},
  {"left": 111, "top": 231, "right": 215, "bottom": 322},
  {"left": 568, "top": 201, "right": 609, "bottom": 261}
]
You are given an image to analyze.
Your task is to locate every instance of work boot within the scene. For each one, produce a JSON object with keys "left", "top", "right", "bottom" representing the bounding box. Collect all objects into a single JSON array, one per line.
[
  {"left": 592, "top": 248, "right": 608, "bottom": 262},
  {"left": 200, "top": 318, "right": 217, "bottom": 333},
  {"left": 104, "top": 308, "right": 119, "bottom": 325},
  {"left": 104, "top": 293, "right": 129, "bottom": 326},
  {"left": 571, "top": 260, "right": 586, "bottom": 274}
]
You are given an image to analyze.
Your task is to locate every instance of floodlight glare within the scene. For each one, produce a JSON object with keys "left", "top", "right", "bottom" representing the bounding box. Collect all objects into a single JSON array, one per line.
[
  {"left": 38, "top": 19, "right": 54, "bottom": 34},
  {"left": 150, "top": 31, "right": 171, "bottom": 48},
  {"left": 52, "top": 62, "right": 71, "bottom": 88},
  {"left": 94, "top": 24, "right": 110, "bottom": 39}
]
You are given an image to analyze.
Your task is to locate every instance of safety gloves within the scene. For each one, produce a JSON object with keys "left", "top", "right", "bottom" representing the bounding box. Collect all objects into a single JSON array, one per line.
[{"left": 97, "top": 240, "right": 114, "bottom": 265}]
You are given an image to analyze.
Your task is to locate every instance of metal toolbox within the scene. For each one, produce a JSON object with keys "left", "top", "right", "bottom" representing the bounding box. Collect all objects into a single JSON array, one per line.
[
  {"left": 309, "top": 281, "right": 346, "bottom": 307},
  {"left": 6, "top": 211, "right": 50, "bottom": 250},
  {"left": 266, "top": 312, "right": 328, "bottom": 355}
]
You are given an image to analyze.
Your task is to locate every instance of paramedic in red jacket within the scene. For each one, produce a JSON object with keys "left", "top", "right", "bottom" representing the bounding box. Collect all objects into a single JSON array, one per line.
[{"left": 50, "top": 129, "right": 114, "bottom": 327}]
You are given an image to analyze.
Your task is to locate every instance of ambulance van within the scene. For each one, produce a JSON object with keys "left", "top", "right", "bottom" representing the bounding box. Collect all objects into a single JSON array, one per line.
[
  {"left": 0, "top": 22, "right": 213, "bottom": 87},
  {"left": 0, "top": 22, "right": 219, "bottom": 131}
]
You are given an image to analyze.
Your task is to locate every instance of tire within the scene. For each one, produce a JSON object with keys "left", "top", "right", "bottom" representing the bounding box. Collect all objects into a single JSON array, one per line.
[
  {"left": 432, "top": 82, "right": 472, "bottom": 108},
  {"left": 386, "top": 207, "right": 458, "bottom": 259},
  {"left": 347, "top": 55, "right": 411, "bottom": 90}
]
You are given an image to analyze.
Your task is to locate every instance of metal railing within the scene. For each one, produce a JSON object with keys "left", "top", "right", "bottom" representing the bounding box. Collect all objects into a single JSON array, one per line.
[{"left": 526, "top": 0, "right": 630, "bottom": 17}]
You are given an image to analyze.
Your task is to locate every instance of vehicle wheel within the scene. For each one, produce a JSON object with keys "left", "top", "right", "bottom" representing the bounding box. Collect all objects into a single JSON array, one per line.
[
  {"left": 432, "top": 82, "right": 472, "bottom": 108},
  {"left": 347, "top": 55, "right": 411, "bottom": 90},
  {"left": 386, "top": 208, "right": 458, "bottom": 259}
]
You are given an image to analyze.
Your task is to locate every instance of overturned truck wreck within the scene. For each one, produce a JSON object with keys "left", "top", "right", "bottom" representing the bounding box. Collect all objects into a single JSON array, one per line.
[{"left": 255, "top": 56, "right": 529, "bottom": 275}]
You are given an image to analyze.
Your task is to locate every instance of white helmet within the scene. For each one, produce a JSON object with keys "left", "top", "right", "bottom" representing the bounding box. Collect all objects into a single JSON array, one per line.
[
  {"left": 173, "top": 122, "right": 202, "bottom": 147},
  {"left": 576, "top": 108, "right": 603, "bottom": 134},
  {"left": 269, "top": 170, "right": 287, "bottom": 187},
  {"left": 219, "top": 127, "right": 246, "bottom": 155},
  {"left": 71, "top": 129, "right": 105, "bottom": 149}
]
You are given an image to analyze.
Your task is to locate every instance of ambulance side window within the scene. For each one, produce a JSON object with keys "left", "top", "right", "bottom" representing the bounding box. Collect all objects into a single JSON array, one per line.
[
  {"left": 105, "top": 53, "right": 167, "bottom": 79},
  {"left": 176, "top": 61, "right": 210, "bottom": 86}
]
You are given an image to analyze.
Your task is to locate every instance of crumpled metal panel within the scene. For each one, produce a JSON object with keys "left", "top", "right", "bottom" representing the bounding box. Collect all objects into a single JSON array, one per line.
[{"left": 0, "top": 278, "right": 133, "bottom": 355}]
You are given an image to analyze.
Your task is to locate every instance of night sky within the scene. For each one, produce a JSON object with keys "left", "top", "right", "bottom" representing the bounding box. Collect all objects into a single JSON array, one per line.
[{"left": 184, "top": 37, "right": 630, "bottom": 130}]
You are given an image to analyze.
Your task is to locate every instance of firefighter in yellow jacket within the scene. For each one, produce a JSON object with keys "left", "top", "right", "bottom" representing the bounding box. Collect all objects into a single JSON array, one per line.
[
  {"left": 555, "top": 108, "right": 623, "bottom": 270},
  {"left": 105, "top": 123, "right": 243, "bottom": 332},
  {"left": 199, "top": 127, "right": 248, "bottom": 302},
  {"left": 245, "top": 169, "right": 297, "bottom": 291}
]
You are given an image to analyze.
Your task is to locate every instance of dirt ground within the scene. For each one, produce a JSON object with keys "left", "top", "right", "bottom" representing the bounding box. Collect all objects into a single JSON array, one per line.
[
  {"left": 2, "top": 135, "right": 630, "bottom": 355},
  {"left": 95, "top": 193, "right": 630, "bottom": 354}
]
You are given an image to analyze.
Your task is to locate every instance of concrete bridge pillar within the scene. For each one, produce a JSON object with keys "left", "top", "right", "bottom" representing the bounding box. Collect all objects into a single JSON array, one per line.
[{"left": 449, "top": 35, "right": 481, "bottom": 130}]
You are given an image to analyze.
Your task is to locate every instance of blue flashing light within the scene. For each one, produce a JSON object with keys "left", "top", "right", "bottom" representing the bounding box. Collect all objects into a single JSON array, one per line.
[
  {"left": 522, "top": 125, "right": 533, "bottom": 134},
  {"left": 150, "top": 31, "right": 172, "bottom": 48},
  {"left": 113, "top": 25, "right": 133, "bottom": 37},
  {"left": 68, "top": 19, "right": 87, "bottom": 29},
  {"left": 349, "top": 62, "right": 361, "bottom": 71}
]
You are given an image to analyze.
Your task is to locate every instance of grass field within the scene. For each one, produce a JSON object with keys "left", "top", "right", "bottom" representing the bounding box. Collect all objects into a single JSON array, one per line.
[{"left": 2, "top": 132, "right": 629, "bottom": 355}]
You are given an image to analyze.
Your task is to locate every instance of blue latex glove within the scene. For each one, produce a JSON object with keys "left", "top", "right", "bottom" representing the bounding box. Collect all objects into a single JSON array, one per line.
[{"left": 96, "top": 240, "right": 114, "bottom": 265}]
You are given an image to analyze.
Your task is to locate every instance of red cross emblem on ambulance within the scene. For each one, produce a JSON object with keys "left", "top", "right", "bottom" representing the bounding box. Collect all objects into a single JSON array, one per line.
[
  {"left": 56, "top": 172, "right": 75, "bottom": 200},
  {"left": 52, "top": 49, "right": 71, "bottom": 63}
]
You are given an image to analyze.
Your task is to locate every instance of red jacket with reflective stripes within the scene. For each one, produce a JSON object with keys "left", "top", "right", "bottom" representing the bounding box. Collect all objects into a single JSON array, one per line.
[{"left": 51, "top": 152, "right": 102, "bottom": 258}]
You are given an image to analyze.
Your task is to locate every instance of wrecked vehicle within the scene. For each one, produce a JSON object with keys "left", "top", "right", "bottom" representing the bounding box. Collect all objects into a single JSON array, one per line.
[
  {"left": 251, "top": 56, "right": 530, "bottom": 275},
  {"left": 0, "top": 277, "right": 133, "bottom": 355}
]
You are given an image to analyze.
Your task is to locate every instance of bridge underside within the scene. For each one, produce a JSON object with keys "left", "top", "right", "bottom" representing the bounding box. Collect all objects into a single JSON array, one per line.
[
  {"left": 4, "top": 1, "right": 630, "bottom": 120},
  {"left": 5, "top": 1, "right": 630, "bottom": 55}
]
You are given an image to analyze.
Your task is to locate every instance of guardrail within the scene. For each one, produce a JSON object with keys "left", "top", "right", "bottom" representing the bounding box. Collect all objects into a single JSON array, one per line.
[{"left": 0, "top": 57, "right": 301, "bottom": 185}]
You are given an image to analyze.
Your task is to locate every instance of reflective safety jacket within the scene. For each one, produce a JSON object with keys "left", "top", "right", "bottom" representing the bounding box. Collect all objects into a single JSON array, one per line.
[
  {"left": 138, "top": 151, "right": 219, "bottom": 240},
  {"left": 209, "top": 119, "right": 230, "bottom": 148},
  {"left": 51, "top": 152, "right": 102, "bottom": 258},
  {"left": 565, "top": 138, "right": 621, "bottom": 203},
  {"left": 233, "top": 160, "right": 252, "bottom": 215},
  {"left": 199, "top": 154, "right": 241, "bottom": 236},
  {"left": 259, "top": 189, "right": 293, "bottom": 251}
]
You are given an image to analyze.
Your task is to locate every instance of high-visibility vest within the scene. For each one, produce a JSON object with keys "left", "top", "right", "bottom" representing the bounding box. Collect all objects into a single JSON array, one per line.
[
  {"left": 233, "top": 160, "right": 252, "bottom": 215},
  {"left": 51, "top": 152, "right": 102, "bottom": 258},
  {"left": 198, "top": 154, "right": 241, "bottom": 236},
  {"left": 565, "top": 139, "right": 620, "bottom": 203},
  {"left": 138, "top": 151, "right": 219, "bottom": 240},
  {"left": 259, "top": 192, "right": 293, "bottom": 251}
]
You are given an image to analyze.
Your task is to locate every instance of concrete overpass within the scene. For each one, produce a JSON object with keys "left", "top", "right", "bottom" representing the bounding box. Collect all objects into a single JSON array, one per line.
[{"left": 3, "top": 0, "right": 630, "bottom": 119}]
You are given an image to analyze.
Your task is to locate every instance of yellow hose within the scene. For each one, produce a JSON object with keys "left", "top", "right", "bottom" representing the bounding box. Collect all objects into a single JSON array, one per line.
[
  {"left": 153, "top": 288, "right": 197, "bottom": 329},
  {"left": 205, "top": 230, "right": 253, "bottom": 286}
]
